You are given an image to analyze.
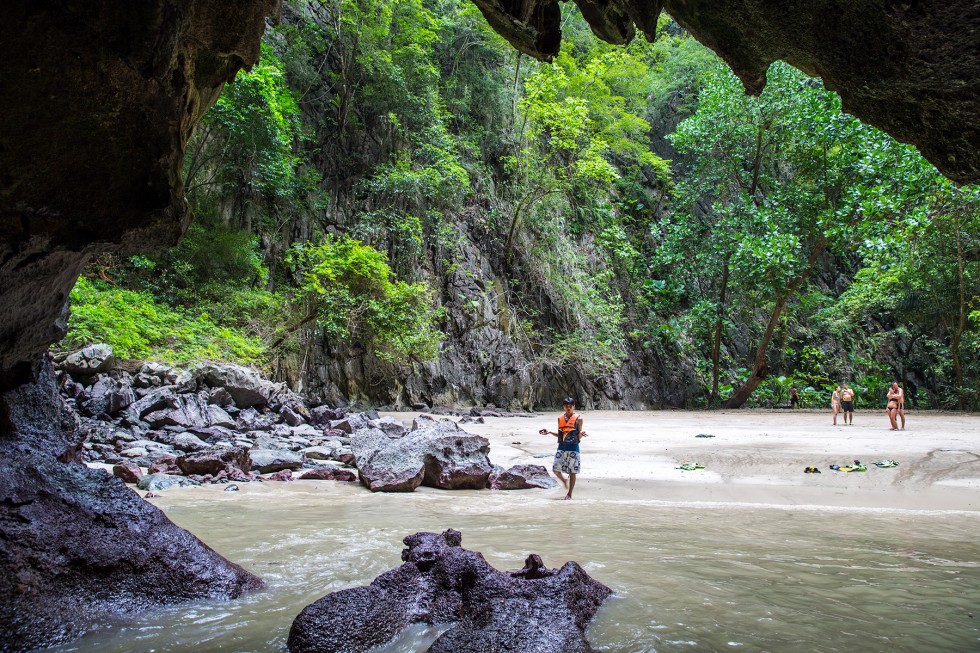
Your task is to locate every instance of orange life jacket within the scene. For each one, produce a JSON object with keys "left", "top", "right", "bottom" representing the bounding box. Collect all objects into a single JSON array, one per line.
[{"left": 558, "top": 413, "right": 580, "bottom": 443}]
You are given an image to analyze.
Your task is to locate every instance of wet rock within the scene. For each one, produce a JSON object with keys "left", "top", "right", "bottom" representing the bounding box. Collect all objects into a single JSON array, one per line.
[
  {"left": 489, "top": 464, "right": 558, "bottom": 490},
  {"left": 176, "top": 446, "right": 251, "bottom": 477},
  {"left": 287, "top": 529, "right": 611, "bottom": 653},
  {"left": 249, "top": 449, "right": 304, "bottom": 474},
  {"left": 353, "top": 418, "right": 492, "bottom": 492},
  {"left": 136, "top": 473, "right": 196, "bottom": 492},
  {"left": 266, "top": 469, "right": 294, "bottom": 482},
  {"left": 112, "top": 462, "right": 143, "bottom": 483},
  {"left": 299, "top": 468, "right": 358, "bottom": 482},
  {"left": 57, "top": 344, "right": 115, "bottom": 377},
  {"left": 224, "top": 484, "right": 240, "bottom": 492}
]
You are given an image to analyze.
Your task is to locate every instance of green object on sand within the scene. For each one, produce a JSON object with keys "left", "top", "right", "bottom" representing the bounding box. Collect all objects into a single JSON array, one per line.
[
  {"left": 873, "top": 460, "right": 899, "bottom": 468},
  {"left": 677, "top": 463, "right": 705, "bottom": 471}
]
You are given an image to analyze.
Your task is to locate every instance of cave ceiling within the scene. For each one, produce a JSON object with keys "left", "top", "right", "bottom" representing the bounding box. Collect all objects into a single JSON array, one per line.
[{"left": 472, "top": 0, "right": 980, "bottom": 185}]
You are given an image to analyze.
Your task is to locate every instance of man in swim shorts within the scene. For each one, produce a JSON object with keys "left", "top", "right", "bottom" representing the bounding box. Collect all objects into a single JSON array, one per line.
[
  {"left": 539, "top": 397, "right": 588, "bottom": 500},
  {"left": 840, "top": 383, "right": 856, "bottom": 424}
]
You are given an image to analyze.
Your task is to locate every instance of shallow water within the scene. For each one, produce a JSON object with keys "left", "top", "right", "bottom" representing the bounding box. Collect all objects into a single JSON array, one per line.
[{"left": 46, "top": 482, "right": 980, "bottom": 653}]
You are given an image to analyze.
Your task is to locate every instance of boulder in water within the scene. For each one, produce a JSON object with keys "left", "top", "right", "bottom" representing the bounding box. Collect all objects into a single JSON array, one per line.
[
  {"left": 287, "top": 529, "right": 611, "bottom": 653},
  {"left": 489, "top": 464, "right": 558, "bottom": 490}
]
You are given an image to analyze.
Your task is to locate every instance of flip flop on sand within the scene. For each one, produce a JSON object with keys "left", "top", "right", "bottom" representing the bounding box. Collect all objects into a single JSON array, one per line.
[
  {"left": 873, "top": 460, "right": 899, "bottom": 468},
  {"left": 804, "top": 466, "right": 821, "bottom": 473}
]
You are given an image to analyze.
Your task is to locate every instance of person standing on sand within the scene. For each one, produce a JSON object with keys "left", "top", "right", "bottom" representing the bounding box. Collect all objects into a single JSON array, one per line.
[
  {"left": 831, "top": 386, "right": 842, "bottom": 425},
  {"left": 790, "top": 386, "right": 800, "bottom": 408},
  {"left": 840, "top": 383, "right": 856, "bottom": 424},
  {"left": 890, "top": 381, "right": 906, "bottom": 430},
  {"left": 886, "top": 383, "right": 900, "bottom": 430},
  {"left": 539, "top": 397, "right": 588, "bottom": 500}
]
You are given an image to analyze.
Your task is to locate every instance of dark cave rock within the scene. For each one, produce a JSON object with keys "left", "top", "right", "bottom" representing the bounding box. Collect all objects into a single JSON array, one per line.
[
  {"left": 0, "top": 358, "right": 263, "bottom": 652},
  {"left": 287, "top": 529, "right": 611, "bottom": 653}
]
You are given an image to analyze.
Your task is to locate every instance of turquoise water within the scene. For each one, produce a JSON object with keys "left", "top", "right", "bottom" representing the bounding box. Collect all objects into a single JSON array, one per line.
[{"left": 45, "top": 482, "right": 980, "bottom": 652}]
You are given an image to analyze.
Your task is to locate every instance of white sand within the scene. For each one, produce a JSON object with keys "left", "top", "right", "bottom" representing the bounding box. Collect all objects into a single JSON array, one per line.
[{"left": 407, "top": 409, "right": 980, "bottom": 512}]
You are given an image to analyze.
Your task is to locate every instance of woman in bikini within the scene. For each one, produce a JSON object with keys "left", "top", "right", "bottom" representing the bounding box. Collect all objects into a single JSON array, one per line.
[
  {"left": 886, "top": 385, "right": 900, "bottom": 430},
  {"left": 831, "top": 386, "right": 842, "bottom": 425}
]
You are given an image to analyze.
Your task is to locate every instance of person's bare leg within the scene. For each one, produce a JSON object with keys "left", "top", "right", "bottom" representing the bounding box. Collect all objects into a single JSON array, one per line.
[
  {"left": 554, "top": 471, "right": 568, "bottom": 490},
  {"left": 888, "top": 408, "right": 897, "bottom": 430},
  {"left": 899, "top": 408, "right": 905, "bottom": 429},
  {"left": 833, "top": 407, "right": 838, "bottom": 425},
  {"left": 564, "top": 473, "right": 576, "bottom": 500}
]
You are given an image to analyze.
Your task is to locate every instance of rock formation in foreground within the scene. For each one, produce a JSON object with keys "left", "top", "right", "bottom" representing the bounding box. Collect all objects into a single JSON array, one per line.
[
  {"left": 287, "top": 529, "right": 612, "bottom": 653},
  {"left": 0, "top": 358, "right": 264, "bottom": 652}
]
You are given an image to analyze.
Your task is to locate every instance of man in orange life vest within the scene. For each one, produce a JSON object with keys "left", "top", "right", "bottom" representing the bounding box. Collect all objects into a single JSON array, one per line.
[{"left": 539, "top": 397, "right": 588, "bottom": 500}]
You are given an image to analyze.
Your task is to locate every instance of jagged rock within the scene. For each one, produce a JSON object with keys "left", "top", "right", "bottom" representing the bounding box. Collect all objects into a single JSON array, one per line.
[
  {"left": 143, "top": 392, "right": 236, "bottom": 429},
  {"left": 78, "top": 374, "right": 135, "bottom": 417},
  {"left": 196, "top": 363, "right": 282, "bottom": 408},
  {"left": 176, "top": 446, "right": 251, "bottom": 477},
  {"left": 489, "top": 464, "right": 558, "bottom": 490},
  {"left": 207, "top": 387, "right": 235, "bottom": 406},
  {"left": 370, "top": 416, "right": 407, "bottom": 438},
  {"left": 353, "top": 418, "right": 492, "bottom": 492},
  {"left": 287, "top": 529, "right": 611, "bottom": 653},
  {"left": 148, "top": 454, "right": 181, "bottom": 476},
  {"left": 112, "top": 462, "right": 143, "bottom": 483},
  {"left": 299, "top": 468, "right": 358, "bottom": 482},
  {"left": 309, "top": 405, "right": 346, "bottom": 425},
  {"left": 173, "top": 432, "right": 209, "bottom": 452},
  {"left": 301, "top": 446, "right": 338, "bottom": 460},
  {"left": 281, "top": 405, "right": 305, "bottom": 426},
  {"left": 57, "top": 344, "right": 115, "bottom": 377},
  {"left": 266, "top": 469, "right": 294, "bottom": 482},
  {"left": 248, "top": 449, "right": 305, "bottom": 474},
  {"left": 136, "top": 473, "right": 197, "bottom": 492},
  {"left": 224, "top": 484, "right": 240, "bottom": 492},
  {"left": 329, "top": 413, "right": 371, "bottom": 434}
]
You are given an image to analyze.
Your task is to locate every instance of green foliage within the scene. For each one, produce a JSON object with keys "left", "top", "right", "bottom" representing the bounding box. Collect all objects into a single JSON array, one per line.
[
  {"left": 288, "top": 236, "right": 444, "bottom": 361},
  {"left": 65, "top": 277, "right": 265, "bottom": 364}
]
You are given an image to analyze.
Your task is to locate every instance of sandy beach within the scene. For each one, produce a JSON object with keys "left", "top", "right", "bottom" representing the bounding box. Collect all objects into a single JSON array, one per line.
[{"left": 438, "top": 409, "right": 980, "bottom": 512}]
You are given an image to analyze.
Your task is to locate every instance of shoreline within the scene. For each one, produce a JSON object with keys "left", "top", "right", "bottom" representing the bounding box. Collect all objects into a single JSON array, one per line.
[{"left": 390, "top": 409, "right": 980, "bottom": 513}]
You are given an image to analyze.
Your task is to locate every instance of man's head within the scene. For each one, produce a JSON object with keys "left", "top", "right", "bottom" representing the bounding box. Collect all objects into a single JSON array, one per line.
[
  {"left": 562, "top": 397, "right": 575, "bottom": 413},
  {"left": 891, "top": 381, "right": 899, "bottom": 388}
]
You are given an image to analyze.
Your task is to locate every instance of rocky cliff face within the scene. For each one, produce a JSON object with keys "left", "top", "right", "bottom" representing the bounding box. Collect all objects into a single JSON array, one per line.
[{"left": 303, "top": 215, "right": 693, "bottom": 411}]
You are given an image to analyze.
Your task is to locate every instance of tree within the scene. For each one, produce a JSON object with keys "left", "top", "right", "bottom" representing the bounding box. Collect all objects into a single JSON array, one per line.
[{"left": 663, "top": 60, "right": 949, "bottom": 407}]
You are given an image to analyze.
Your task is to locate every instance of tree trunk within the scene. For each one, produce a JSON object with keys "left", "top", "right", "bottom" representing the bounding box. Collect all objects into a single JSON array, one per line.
[
  {"left": 952, "top": 213, "right": 966, "bottom": 409},
  {"left": 710, "top": 259, "right": 731, "bottom": 403},
  {"left": 721, "top": 238, "right": 827, "bottom": 408}
]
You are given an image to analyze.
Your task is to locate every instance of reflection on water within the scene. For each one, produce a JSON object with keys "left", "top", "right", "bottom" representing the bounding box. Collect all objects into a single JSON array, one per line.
[{"left": 45, "top": 482, "right": 980, "bottom": 653}]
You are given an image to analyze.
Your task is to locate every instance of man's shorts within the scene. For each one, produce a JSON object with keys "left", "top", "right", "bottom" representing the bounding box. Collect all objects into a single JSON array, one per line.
[
  {"left": 842, "top": 401, "right": 854, "bottom": 412},
  {"left": 553, "top": 450, "right": 581, "bottom": 474}
]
